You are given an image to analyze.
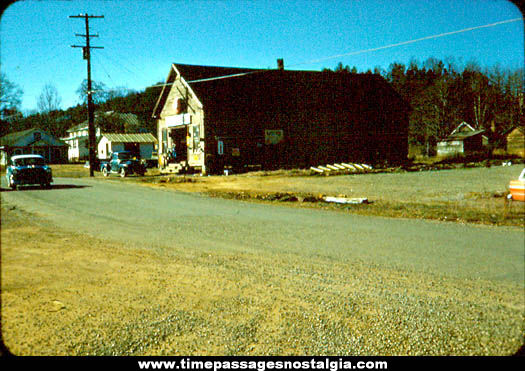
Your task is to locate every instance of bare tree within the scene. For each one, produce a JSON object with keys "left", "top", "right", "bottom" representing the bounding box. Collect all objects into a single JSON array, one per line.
[
  {"left": 0, "top": 72, "right": 23, "bottom": 117},
  {"left": 37, "top": 84, "right": 62, "bottom": 113},
  {"left": 76, "top": 79, "right": 108, "bottom": 105}
]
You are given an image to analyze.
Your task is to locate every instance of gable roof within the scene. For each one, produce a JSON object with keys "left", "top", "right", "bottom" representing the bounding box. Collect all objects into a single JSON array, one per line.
[
  {"left": 450, "top": 121, "right": 477, "bottom": 135},
  {"left": 102, "top": 133, "right": 157, "bottom": 143},
  {"left": 67, "top": 122, "right": 98, "bottom": 132},
  {"left": 504, "top": 126, "right": 524, "bottom": 136},
  {"left": 444, "top": 121, "right": 486, "bottom": 141},
  {"left": 153, "top": 64, "right": 264, "bottom": 117},
  {"left": 0, "top": 128, "right": 37, "bottom": 145},
  {"left": 67, "top": 111, "right": 140, "bottom": 132},
  {"left": 448, "top": 130, "right": 486, "bottom": 140},
  {"left": 175, "top": 64, "right": 262, "bottom": 82},
  {"left": 0, "top": 128, "right": 67, "bottom": 147},
  {"left": 153, "top": 63, "right": 407, "bottom": 118}
]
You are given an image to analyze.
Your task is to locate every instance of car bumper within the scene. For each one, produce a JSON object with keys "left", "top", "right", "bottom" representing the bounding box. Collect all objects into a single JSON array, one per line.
[
  {"left": 124, "top": 164, "right": 146, "bottom": 174},
  {"left": 10, "top": 172, "right": 52, "bottom": 185}
]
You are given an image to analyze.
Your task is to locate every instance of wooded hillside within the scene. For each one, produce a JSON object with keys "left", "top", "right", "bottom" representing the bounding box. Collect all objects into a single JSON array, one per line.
[
  {"left": 2, "top": 57, "right": 523, "bottom": 157},
  {"left": 0, "top": 82, "right": 163, "bottom": 139},
  {"left": 324, "top": 57, "right": 523, "bottom": 154}
]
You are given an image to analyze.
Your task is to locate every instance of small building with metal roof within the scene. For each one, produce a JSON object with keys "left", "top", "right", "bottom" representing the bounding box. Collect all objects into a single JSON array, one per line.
[
  {"left": 505, "top": 126, "right": 524, "bottom": 158},
  {"left": 97, "top": 133, "right": 157, "bottom": 160},
  {"left": 437, "top": 122, "right": 488, "bottom": 157},
  {"left": 62, "top": 111, "right": 144, "bottom": 162}
]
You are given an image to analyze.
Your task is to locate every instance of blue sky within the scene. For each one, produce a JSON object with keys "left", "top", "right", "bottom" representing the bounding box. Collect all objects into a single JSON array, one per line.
[{"left": 1, "top": 0, "right": 523, "bottom": 113}]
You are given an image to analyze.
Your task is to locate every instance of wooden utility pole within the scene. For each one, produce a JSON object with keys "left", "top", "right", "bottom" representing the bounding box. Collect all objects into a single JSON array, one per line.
[{"left": 70, "top": 14, "right": 104, "bottom": 177}]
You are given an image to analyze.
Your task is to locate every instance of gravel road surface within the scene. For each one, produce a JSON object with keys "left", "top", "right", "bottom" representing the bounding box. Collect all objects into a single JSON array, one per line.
[{"left": 1, "top": 177, "right": 523, "bottom": 285}]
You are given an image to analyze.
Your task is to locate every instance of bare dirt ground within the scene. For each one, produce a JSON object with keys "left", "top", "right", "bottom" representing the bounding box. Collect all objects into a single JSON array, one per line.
[
  {"left": 2, "top": 205, "right": 523, "bottom": 356},
  {"left": 1, "top": 163, "right": 524, "bottom": 356}
]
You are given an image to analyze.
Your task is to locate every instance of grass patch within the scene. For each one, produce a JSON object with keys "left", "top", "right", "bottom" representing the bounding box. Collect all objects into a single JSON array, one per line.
[{"left": 44, "top": 164, "right": 525, "bottom": 227}]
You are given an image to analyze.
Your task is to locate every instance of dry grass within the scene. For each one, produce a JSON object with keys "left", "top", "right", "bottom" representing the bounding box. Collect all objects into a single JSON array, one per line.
[
  {"left": 1, "top": 206, "right": 523, "bottom": 356},
  {"left": 132, "top": 165, "right": 524, "bottom": 227},
  {"left": 40, "top": 163, "right": 525, "bottom": 226},
  {"left": 48, "top": 163, "right": 94, "bottom": 178}
]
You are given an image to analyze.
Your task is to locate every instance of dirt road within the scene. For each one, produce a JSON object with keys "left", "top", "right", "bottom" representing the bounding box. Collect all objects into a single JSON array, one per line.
[{"left": 2, "top": 176, "right": 523, "bottom": 285}]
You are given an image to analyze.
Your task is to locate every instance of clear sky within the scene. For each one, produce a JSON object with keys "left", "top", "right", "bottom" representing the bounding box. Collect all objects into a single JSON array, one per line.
[{"left": 1, "top": 0, "right": 523, "bottom": 113}]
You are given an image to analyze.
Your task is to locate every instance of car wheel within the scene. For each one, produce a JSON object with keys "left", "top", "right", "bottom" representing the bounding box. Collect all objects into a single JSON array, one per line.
[
  {"left": 103, "top": 167, "right": 109, "bottom": 177},
  {"left": 120, "top": 168, "right": 127, "bottom": 178}
]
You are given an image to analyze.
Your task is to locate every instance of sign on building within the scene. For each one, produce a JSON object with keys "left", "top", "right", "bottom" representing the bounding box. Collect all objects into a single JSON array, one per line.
[
  {"left": 265, "top": 129, "right": 284, "bottom": 145},
  {"left": 166, "top": 114, "right": 191, "bottom": 127}
]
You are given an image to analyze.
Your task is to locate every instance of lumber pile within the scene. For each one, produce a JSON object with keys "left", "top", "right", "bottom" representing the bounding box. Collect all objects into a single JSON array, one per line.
[{"left": 310, "top": 163, "right": 373, "bottom": 175}]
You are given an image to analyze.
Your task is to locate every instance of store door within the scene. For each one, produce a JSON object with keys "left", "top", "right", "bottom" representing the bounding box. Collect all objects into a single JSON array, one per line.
[{"left": 169, "top": 126, "right": 188, "bottom": 162}]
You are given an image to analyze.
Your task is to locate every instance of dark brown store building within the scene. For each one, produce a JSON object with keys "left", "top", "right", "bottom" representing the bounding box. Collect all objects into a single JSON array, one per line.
[{"left": 153, "top": 63, "right": 409, "bottom": 174}]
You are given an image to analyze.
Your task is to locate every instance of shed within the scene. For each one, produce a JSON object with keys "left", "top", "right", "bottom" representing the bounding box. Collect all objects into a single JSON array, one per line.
[
  {"left": 98, "top": 133, "right": 157, "bottom": 160},
  {"left": 153, "top": 62, "right": 410, "bottom": 174},
  {"left": 0, "top": 128, "right": 68, "bottom": 165},
  {"left": 506, "top": 126, "right": 524, "bottom": 157},
  {"left": 437, "top": 122, "right": 487, "bottom": 157},
  {"left": 62, "top": 111, "right": 142, "bottom": 162}
]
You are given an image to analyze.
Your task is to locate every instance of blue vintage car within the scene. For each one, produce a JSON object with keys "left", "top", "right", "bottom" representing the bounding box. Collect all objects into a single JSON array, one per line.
[
  {"left": 100, "top": 151, "right": 146, "bottom": 177},
  {"left": 6, "top": 154, "right": 53, "bottom": 190}
]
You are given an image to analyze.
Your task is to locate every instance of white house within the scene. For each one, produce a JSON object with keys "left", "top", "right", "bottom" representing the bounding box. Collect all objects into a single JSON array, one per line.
[
  {"left": 62, "top": 111, "right": 142, "bottom": 162},
  {"left": 62, "top": 122, "right": 102, "bottom": 162},
  {"left": 97, "top": 133, "right": 157, "bottom": 160}
]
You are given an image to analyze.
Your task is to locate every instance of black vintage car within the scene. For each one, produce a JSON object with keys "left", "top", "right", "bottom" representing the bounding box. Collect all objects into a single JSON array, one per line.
[
  {"left": 100, "top": 151, "right": 146, "bottom": 177},
  {"left": 5, "top": 154, "right": 53, "bottom": 190}
]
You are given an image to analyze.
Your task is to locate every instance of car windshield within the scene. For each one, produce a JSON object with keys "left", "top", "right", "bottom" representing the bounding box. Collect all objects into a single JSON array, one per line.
[
  {"left": 13, "top": 157, "right": 45, "bottom": 166},
  {"left": 117, "top": 152, "right": 131, "bottom": 160}
]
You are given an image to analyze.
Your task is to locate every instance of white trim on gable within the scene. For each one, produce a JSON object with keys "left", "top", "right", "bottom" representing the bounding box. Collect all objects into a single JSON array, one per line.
[{"left": 450, "top": 122, "right": 476, "bottom": 135}]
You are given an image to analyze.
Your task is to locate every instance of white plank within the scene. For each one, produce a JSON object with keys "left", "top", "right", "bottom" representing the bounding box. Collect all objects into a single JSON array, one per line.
[
  {"left": 341, "top": 163, "right": 357, "bottom": 171},
  {"left": 323, "top": 196, "right": 369, "bottom": 204}
]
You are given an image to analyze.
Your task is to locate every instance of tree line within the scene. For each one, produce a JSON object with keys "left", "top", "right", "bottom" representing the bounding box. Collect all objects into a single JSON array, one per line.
[
  {"left": 324, "top": 57, "right": 523, "bottom": 154},
  {"left": 0, "top": 76, "right": 162, "bottom": 139},
  {"left": 2, "top": 57, "right": 523, "bottom": 156}
]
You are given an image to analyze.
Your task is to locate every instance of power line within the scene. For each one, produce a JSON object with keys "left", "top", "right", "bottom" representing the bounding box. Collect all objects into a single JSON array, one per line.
[
  {"left": 146, "top": 70, "right": 271, "bottom": 90},
  {"left": 141, "top": 18, "right": 524, "bottom": 90},
  {"left": 287, "top": 17, "right": 524, "bottom": 68},
  {"left": 91, "top": 53, "right": 116, "bottom": 86},
  {"left": 97, "top": 50, "right": 146, "bottom": 79},
  {"left": 188, "top": 71, "right": 267, "bottom": 84},
  {"left": 69, "top": 17, "right": 524, "bottom": 98}
]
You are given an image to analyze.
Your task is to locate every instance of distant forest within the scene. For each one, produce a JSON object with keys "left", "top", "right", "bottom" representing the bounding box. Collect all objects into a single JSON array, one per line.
[
  {"left": 324, "top": 57, "right": 523, "bottom": 152},
  {"left": 0, "top": 79, "right": 163, "bottom": 139},
  {"left": 1, "top": 57, "right": 523, "bottom": 153}
]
